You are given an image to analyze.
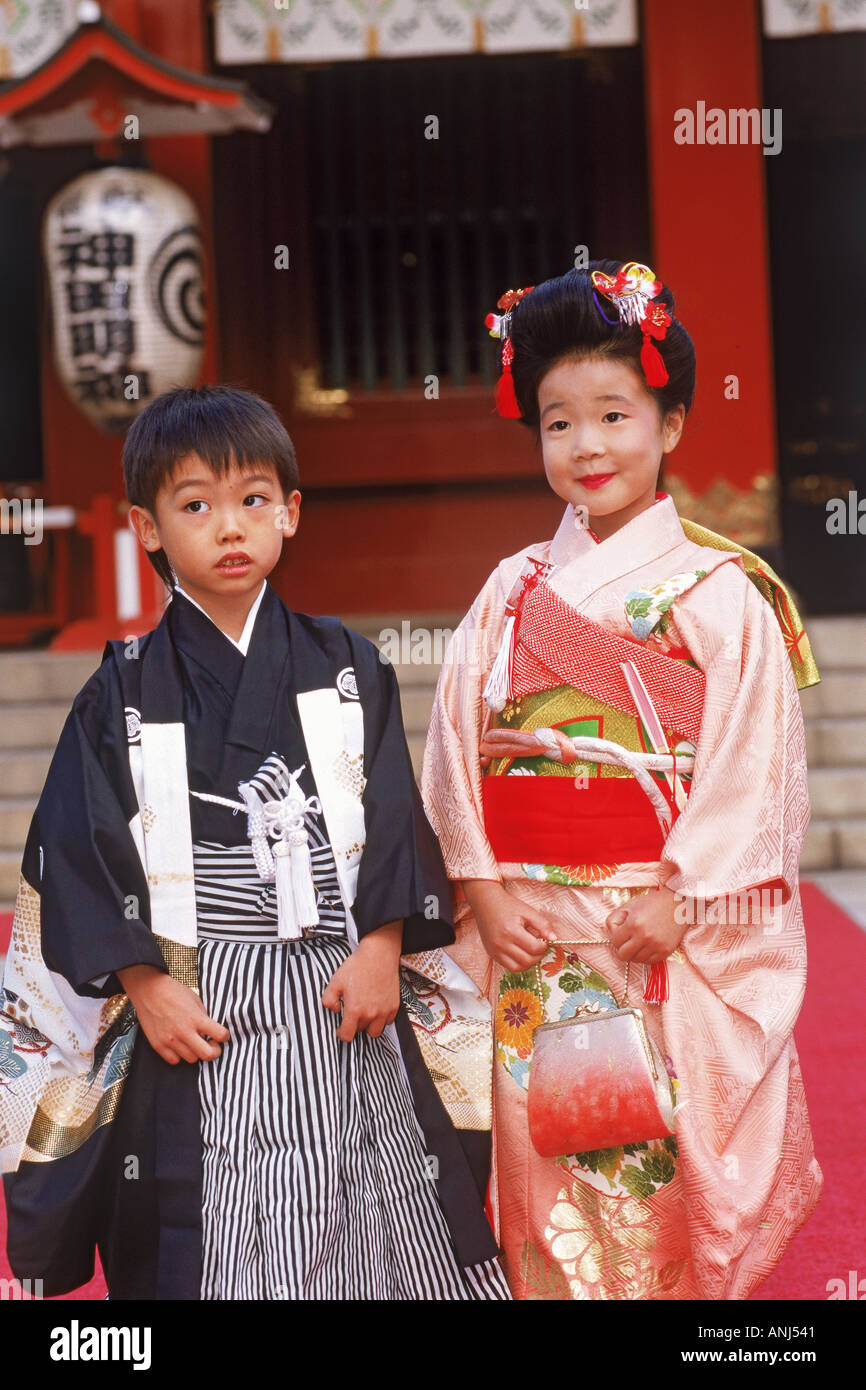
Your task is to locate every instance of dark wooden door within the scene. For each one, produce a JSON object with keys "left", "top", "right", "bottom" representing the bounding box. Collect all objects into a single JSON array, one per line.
[{"left": 211, "top": 47, "right": 651, "bottom": 615}]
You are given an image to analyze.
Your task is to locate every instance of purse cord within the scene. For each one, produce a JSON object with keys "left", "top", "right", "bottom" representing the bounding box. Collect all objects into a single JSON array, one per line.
[{"left": 535, "top": 939, "right": 630, "bottom": 1021}]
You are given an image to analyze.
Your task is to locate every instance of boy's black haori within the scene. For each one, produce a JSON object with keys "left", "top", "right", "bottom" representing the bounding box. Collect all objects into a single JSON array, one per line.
[{"left": 2, "top": 587, "right": 501, "bottom": 1299}]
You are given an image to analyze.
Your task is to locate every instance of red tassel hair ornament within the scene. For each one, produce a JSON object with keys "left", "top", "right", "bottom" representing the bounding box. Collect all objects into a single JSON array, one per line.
[
  {"left": 494, "top": 337, "right": 521, "bottom": 419},
  {"left": 486, "top": 285, "right": 535, "bottom": 419}
]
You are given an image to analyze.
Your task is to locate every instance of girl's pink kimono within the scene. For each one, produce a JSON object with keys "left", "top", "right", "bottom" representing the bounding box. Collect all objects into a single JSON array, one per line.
[{"left": 420, "top": 491, "right": 822, "bottom": 1300}]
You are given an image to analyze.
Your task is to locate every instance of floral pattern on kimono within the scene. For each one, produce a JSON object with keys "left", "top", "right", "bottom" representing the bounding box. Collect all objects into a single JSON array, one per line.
[
  {"left": 495, "top": 942, "right": 681, "bottom": 1203},
  {"left": 421, "top": 494, "right": 823, "bottom": 1301},
  {"left": 624, "top": 568, "right": 708, "bottom": 640}
]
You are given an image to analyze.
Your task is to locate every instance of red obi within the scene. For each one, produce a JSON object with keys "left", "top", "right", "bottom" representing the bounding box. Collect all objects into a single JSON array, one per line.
[{"left": 482, "top": 773, "right": 669, "bottom": 865}]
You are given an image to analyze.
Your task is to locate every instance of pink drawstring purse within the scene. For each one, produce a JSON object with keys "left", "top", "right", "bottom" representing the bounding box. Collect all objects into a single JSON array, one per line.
[{"left": 527, "top": 939, "right": 675, "bottom": 1159}]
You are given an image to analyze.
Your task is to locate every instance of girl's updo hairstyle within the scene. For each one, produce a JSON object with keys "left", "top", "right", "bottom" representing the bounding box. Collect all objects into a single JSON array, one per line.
[{"left": 506, "top": 259, "right": 696, "bottom": 430}]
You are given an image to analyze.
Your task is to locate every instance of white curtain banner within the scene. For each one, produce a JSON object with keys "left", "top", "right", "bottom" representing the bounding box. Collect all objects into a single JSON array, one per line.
[
  {"left": 214, "top": 0, "right": 639, "bottom": 64},
  {"left": 762, "top": 0, "right": 866, "bottom": 35},
  {"left": 0, "top": 0, "right": 79, "bottom": 79}
]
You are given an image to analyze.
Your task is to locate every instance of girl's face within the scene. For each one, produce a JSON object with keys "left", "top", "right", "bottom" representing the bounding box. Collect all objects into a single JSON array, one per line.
[{"left": 537, "top": 355, "right": 685, "bottom": 541}]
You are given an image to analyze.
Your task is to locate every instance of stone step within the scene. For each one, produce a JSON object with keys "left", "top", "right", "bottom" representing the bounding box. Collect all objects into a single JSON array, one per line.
[
  {"left": 0, "top": 750, "right": 51, "bottom": 797},
  {"left": 0, "top": 853, "right": 21, "bottom": 904},
  {"left": 0, "top": 618, "right": 863, "bottom": 877},
  {"left": 799, "top": 821, "right": 833, "bottom": 873},
  {"left": 0, "top": 695, "right": 861, "bottom": 761},
  {"left": 344, "top": 612, "right": 462, "bottom": 643},
  {"left": 0, "top": 651, "right": 100, "bottom": 703},
  {"left": 385, "top": 660, "right": 444, "bottom": 689},
  {"left": 399, "top": 686, "right": 436, "bottom": 732},
  {"left": 0, "top": 800, "right": 34, "bottom": 850},
  {"left": 0, "top": 812, "right": 859, "bottom": 881},
  {"left": 349, "top": 614, "right": 462, "bottom": 688},
  {"left": 0, "top": 702, "right": 69, "bottom": 750},
  {"left": 808, "top": 767, "right": 866, "bottom": 819},
  {"left": 804, "top": 717, "right": 866, "bottom": 766},
  {"left": 806, "top": 616, "right": 866, "bottom": 671},
  {"left": 798, "top": 673, "right": 866, "bottom": 719},
  {"left": 836, "top": 819, "right": 866, "bottom": 869},
  {"left": 801, "top": 819, "right": 866, "bottom": 871},
  {"left": 406, "top": 733, "right": 425, "bottom": 778}
]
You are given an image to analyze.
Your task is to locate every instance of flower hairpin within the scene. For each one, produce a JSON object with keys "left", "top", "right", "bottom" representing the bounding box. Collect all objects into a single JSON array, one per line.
[{"left": 591, "top": 261, "right": 672, "bottom": 387}]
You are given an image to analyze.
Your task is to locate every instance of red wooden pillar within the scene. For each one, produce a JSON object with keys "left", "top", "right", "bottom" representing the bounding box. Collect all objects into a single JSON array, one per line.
[{"left": 642, "top": 0, "right": 777, "bottom": 524}]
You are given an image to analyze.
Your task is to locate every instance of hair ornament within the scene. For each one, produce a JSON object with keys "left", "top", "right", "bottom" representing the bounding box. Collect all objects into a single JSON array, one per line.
[
  {"left": 485, "top": 285, "right": 535, "bottom": 418},
  {"left": 591, "top": 261, "right": 671, "bottom": 388}
]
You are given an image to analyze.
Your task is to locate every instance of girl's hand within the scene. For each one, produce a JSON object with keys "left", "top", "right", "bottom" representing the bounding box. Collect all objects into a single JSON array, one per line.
[
  {"left": 606, "top": 885, "right": 687, "bottom": 964},
  {"left": 463, "top": 879, "right": 556, "bottom": 974},
  {"left": 117, "top": 963, "right": 229, "bottom": 1065},
  {"left": 321, "top": 921, "right": 402, "bottom": 1042}
]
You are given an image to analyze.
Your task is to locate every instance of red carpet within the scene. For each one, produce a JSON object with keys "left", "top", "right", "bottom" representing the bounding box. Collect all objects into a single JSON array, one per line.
[
  {"left": 750, "top": 880, "right": 865, "bottom": 1300},
  {"left": 0, "top": 881, "right": 863, "bottom": 1301}
]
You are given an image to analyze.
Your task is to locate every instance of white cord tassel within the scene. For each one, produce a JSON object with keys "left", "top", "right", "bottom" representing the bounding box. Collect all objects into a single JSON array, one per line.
[
  {"left": 272, "top": 835, "right": 318, "bottom": 940},
  {"left": 483, "top": 613, "right": 516, "bottom": 713},
  {"left": 237, "top": 771, "right": 322, "bottom": 940},
  {"left": 236, "top": 782, "right": 276, "bottom": 881}
]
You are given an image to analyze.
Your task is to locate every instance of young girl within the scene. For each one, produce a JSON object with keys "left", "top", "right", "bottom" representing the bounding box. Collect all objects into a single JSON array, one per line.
[{"left": 421, "top": 261, "right": 823, "bottom": 1301}]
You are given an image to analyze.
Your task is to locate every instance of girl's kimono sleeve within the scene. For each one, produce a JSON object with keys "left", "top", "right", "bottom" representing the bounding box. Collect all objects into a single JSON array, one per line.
[
  {"left": 24, "top": 659, "right": 167, "bottom": 997},
  {"left": 658, "top": 561, "right": 810, "bottom": 905},
  {"left": 421, "top": 564, "right": 513, "bottom": 885}
]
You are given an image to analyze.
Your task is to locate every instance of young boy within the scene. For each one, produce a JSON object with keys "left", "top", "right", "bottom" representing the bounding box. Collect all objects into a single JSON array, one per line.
[{"left": 0, "top": 385, "right": 508, "bottom": 1300}]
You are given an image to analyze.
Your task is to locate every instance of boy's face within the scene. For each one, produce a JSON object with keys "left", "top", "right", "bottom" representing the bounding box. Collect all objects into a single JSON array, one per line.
[{"left": 130, "top": 453, "right": 300, "bottom": 607}]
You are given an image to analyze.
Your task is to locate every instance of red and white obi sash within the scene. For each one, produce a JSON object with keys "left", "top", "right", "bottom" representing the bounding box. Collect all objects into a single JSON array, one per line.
[{"left": 481, "top": 560, "right": 708, "bottom": 868}]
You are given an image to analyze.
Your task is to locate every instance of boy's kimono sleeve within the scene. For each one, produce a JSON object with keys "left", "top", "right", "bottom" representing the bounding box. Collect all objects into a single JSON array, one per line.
[
  {"left": 659, "top": 562, "right": 811, "bottom": 904},
  {"left": 349, "top": 633, "right": 456, "bottom": 954},
  {"left": 23, "top": 658, "right": 166, "bottom": 997},
  {"left": 2, "top": 660, "right": 165, "bottom": 1293}
]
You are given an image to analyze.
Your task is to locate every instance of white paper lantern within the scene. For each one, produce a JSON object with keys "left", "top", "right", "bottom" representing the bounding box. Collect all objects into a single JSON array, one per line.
[{"left": 42, "top": 166, "right": 205, "bottom": 434}]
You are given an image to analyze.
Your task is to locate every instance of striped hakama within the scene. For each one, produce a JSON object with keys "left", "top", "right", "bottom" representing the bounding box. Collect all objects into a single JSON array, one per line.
[{"left": 193, "top": 757, "right": 510, "bottom": 1300}]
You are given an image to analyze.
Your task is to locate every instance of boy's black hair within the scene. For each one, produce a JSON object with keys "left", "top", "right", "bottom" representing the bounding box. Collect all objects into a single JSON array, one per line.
[
  {"left": 122, "top": 384, "right": 299, "bottom": 588},
  {"left": 506, "top": 260, "right": 696, "bottom": 430}
]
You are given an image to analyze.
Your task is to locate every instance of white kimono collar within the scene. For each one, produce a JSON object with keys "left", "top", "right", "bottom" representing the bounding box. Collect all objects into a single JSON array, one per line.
[
  {"left": 173, "top": 579, "right": 267, "bottom": 656},
  {"left": 546, "top": 492, "right": 689, "bottom": 605}
]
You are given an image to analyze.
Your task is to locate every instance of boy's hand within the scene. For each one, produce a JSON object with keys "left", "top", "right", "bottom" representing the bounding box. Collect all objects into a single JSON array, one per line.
[
  {"left": 321, "top": 921, "right": 402, "bottom": 1042},
  {"left": 606, "top": 885, "right": 688, "bottom": 964},
  {"left": 463, "top": 879, "right": 556, "bottom": 974},
  {"left": 117, "top": 964, "right": 230, "bottom": 1066}
]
